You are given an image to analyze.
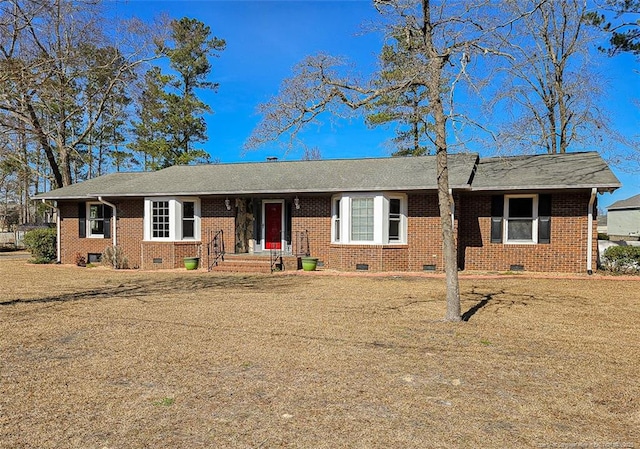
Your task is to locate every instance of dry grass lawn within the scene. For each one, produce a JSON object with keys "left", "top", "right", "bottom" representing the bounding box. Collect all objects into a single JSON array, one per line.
[{"left": 1, "top": 258, "right": 638, "bottom": 448}]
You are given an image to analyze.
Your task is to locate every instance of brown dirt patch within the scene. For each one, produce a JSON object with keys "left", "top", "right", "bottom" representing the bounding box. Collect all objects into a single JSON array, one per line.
[{"left": 1, "top": 260, "right": 638, "bottom": 448}]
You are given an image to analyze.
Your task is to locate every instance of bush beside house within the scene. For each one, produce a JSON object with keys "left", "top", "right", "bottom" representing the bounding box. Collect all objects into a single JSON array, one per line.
[
  {"left": 600, "top": 244, "right": 640, "bottom": 274},
  {"left": 23, "top": 227, "right": 57, "bottom": 263}
]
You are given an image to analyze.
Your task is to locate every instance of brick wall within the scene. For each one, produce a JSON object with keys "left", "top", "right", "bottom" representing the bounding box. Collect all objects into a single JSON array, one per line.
[
  {"left": 458, "top": 191, "right": 596, "bottom": 273},
  {"left": 407, "top": 193, "right": 446, "bottom": 271},
  {"left": 59, "top": 200, "right": 144, "bottom": 267},
  {"left": 58, "top": 191, "right": 597, "bottom": 273},
  {"left": 200, "top": 198, "right": 235, "bottom": 269},
  {"left": 59, "top": 198, "right": 237, "bottom": 269},
  {"left": 117, "top": 200, "right": 143, "bottom": 268},
  {"left": 327, "top": 244, "right": 410, "bottom": 271},
  {"left": 291, "top": 196, "right": 332, "bottom": 266}
]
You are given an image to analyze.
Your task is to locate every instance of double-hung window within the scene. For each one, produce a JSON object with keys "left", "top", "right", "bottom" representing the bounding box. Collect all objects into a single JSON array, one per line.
[
  {"left": 88, "top": 203, "right": 106, "bottom": 237},
  {"left": 79, "top": 202, "right": 111, "bottom": 239},
  {"left": 388, "top": 198, "right": 402, "bottom": 242},
  {"left": 182, "top": 201, "right": 195, "bottom": 239},
  {"left": 145, "top": 197, "right": 200, "bottom": 241},
  {"left": 505, "top": 196, "right": 537, "bottom": 243},
  {"left": 491, "top": 194, "right": 550, "bottom": 245},
  {"left": 333, "top": 198, "right": 341, "bottom": 242},
  {"left": 331, "top": 193, "right": 407, "bottom": 245}
]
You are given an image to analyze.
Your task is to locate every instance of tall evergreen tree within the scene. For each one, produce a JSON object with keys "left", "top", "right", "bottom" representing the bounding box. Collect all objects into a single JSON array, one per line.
[
  {"left": 587, "top": 1, "right": 640, "bottom": 56},
  {"left": 365, "top": 36, "right": 431, "bottom": 156},
  {"left": 130, "top": 67, "right": 173, "bottom": 170},
  {"left": 130, "top": 17, "right": 225, "bottom": 168}
]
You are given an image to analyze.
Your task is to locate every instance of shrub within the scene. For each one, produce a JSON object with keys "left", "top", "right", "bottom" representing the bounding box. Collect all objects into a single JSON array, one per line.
[
  {"left": 602, "top": 245, "right": 640, "bottom": 274},
  {"left": 22, "top": 228, "right": 57, "bottom": 263},
  {"left": 102, "top": 245, "right": 129, "bottom": 269},
  {"left": 75, "top": 253, "right": 86, "bottom": 267}
]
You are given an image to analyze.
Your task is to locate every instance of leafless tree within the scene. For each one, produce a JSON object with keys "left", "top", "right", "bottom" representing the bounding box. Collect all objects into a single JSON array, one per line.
[
  {"left": 0, "top": 0, "right": 161, "bottom": 187},
  {"left": 490, "top": 0, "right": 614, "bottom": 155},
  {"left": 246, "top": 0, "right": 538, "bottom": 321},
  {"left": 302, "top": 146, "right": 322, "bottom": 160}
]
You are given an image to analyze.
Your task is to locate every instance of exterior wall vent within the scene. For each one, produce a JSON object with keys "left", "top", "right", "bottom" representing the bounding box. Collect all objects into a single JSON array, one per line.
[
  {"left": 356, "top": 263, "right": 369, "bottom": 271},
  {"left": 153, "top": 258, "right": 163, "bottom": 264},
  {"left": 510, "top": 264, "right": 525, "bottom": 271},
  {"left": 423, "top": 264, "right": 436, "bottom": 271}
]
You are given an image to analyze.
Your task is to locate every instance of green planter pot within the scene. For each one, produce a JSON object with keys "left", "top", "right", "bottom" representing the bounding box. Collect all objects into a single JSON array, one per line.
[
  {"left": 184, "top": 257, "right": 200, "bottom": 270},
  {"left": 301, "top": 257, "right": 318, "bottom": 272}
]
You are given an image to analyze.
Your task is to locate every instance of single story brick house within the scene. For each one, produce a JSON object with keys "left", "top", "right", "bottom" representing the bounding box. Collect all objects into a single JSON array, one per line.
[{"left": 34, "top": 152, "right": 620, "bottom": 273}]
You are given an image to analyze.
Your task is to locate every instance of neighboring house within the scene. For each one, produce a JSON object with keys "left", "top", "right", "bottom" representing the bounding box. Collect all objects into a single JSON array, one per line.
[
  {"left": 597, "top": 215, "right": 608, "bottom": 236},
  {"left": 34, "top": 152, "right": 620, "bottom": 273},
  {"left": 607, "top": 194, "right": 640, "bottom": 241}
]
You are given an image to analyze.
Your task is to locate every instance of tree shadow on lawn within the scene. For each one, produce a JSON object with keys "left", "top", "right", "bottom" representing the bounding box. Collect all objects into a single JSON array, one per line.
[
  {"left": 460, "top": 285, "right": 590, "bottom": 321},
  {"left": 0, "top": 274, "right": 308, "bottom": 307},
  {"left": 462, "top": 295, "right": 493, "bottom": 322}
]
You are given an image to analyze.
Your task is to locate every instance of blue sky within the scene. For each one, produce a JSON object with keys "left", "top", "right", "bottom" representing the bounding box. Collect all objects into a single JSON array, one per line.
[{"left": 110, "top": 0, "right": 638, "bottom": 209}]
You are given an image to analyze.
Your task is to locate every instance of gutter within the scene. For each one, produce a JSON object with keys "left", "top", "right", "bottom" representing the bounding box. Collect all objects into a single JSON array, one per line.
[
  {"left": 40, "top": 200, "right": 61, "bottom": 263},
  {"left": 587, "top": 188, "right": 597, "bottom": 275},
  {"left": 448, "top": 188, "right": 455, "bottom": 227},
  {"left": 97, "top": 197, "right": 117, "bottom": 247}
]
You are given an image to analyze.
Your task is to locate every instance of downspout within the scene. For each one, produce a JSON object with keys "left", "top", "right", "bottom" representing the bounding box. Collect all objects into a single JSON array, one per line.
[
  {"left": 41, "top": 199, "right": 61, "bottom": 263},
  {"left": 97, "top": 196, "right": 117, "bottom": 247},
  {"left": 587, "top": 188, "right": 597, "bottom": 275},
  {"left": 448, "top": 189, "right": 455, "bottom": 227}
]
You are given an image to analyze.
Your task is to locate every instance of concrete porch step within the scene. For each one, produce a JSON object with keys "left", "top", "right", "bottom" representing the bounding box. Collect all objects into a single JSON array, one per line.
[{"left": 209, "top": 253, "right": 299, "bottom": 273}]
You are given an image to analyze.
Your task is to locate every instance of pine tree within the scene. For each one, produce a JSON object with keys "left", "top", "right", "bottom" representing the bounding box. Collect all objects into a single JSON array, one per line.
[
  {"left": 365, "top": 37, "right": 431, "bottom": 156},
  {"left": 131, "top": 17, "right": 225, "bottom": 169}
]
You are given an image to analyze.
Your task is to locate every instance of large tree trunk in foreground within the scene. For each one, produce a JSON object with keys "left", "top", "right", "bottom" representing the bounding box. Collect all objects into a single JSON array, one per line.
[{"left": 423, "top": 0, "right": 461, "bottom": 321}]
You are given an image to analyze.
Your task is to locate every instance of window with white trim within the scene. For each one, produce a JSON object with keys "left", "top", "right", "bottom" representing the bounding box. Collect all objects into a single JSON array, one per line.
[
  {"left": 351, "top": 197, "right": 374, "bottom": 241},
  {"left": 152, "top": 200, "right": 170, "bottom": 239},
  {"left": 504, "top": 195, "right": 538, "bottom": 243},
  {"left": 182, "top": 201, "right": 195, "bottom": 239},
  {"left": 88, "top": 203, "right": 107, "bottom": 238},
  {"left": 144, "top": 197, "right": 200, "bottom": 241},
  {"left": 388, "top": 198, "right": 402, "bottom": 242},
  {"left": 332, "top": 198, "right": 341, "bottom": 242},
  {"left": 331, "top": 193, "right": 407, "bottom": 245}
]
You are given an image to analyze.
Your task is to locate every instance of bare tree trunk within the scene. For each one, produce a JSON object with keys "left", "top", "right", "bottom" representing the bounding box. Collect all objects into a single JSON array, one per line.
[
  {"left": 423, "top": 0, "right": 461, "bottom": 321},
  {"left": 24, "top": 100, "right": 64, "bottom": 188},
  {"left": 235, "top": 198, "right": 254, "bottom": 253}
]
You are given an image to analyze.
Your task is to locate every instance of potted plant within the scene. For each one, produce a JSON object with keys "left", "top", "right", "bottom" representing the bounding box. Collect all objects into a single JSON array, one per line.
[
  {"left": 184, "top": 257, "right": 200, "bottom": 270},
  {"left": 300, "top": 256, "right": 318, "bottom": 271}
]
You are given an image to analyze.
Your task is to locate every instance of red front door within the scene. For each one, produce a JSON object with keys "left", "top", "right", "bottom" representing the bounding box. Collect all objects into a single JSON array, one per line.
[{"left": 265, "top": 202, "right": 282, "bottom": 250}]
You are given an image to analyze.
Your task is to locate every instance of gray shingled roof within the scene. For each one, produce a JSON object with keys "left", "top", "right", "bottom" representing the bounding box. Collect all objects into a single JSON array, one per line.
[
  {"left": 608, "top": 193, "right": 640, "bottom": 210},
  {"left": 471, "top": 152, "right": 620, "bottom": 191},
  {"left": 35, "top": 151, "right": 620, "bottom": 201},
  {"left": 35, "top": 172, "right": 148, "bottom": 199},
  {"left": 35, "top": 153, "right": 479, "bottom": 200}
]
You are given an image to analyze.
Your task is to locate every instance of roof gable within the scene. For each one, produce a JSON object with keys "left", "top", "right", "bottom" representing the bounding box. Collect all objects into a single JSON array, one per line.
[{"left": 608, "top": 193, "right": 640, "bottom": 210}]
